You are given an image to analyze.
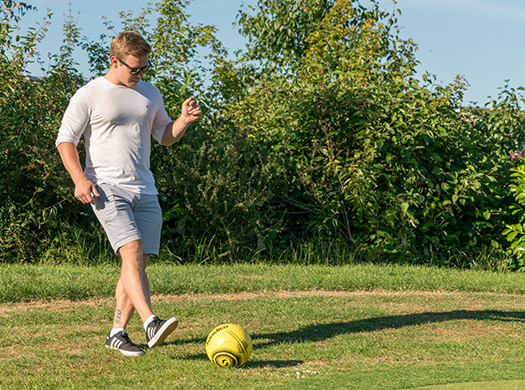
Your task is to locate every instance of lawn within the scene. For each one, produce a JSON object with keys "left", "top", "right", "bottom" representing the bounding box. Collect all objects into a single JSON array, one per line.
[{"left": 0, "top": 264, "right": 523, "bottom": 389}]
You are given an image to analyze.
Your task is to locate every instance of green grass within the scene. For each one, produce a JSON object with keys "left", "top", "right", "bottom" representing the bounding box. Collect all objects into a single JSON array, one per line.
[
  {"left": 1, "top": 263, "right": 524, "bottom": 302},
  {"left": 412, "top": 379, "right": 525, "bottom": 390},
  {"left": 0, "top": 264, "right": 523, "bottom": 389}
]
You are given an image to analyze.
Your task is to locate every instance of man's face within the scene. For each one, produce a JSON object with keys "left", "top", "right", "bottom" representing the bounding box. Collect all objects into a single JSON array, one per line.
[{"left": 113, "top": 54, "right": 149, "bottom": 87}]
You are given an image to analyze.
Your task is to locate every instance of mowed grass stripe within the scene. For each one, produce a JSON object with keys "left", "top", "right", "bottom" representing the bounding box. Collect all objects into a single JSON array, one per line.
[{"left": 1, "top": 263, "right": 525, "bottom": 303}]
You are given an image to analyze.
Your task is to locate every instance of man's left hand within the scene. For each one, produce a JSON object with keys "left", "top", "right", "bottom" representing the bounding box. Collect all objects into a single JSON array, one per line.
[{"left": 182, "top": 97, "right": 202, "bottom": 124}]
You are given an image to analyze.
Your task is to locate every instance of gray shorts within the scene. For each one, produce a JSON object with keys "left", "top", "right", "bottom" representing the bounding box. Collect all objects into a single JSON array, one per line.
[{"left": 91, "top": 183, "right": 162, "bottom": 255}]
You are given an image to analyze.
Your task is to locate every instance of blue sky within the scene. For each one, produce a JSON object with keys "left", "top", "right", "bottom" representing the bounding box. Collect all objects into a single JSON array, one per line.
[
  {"left": 17, "top": 0, "right": 525, "bottom": 107},
  {"left": 385, "top": 0, "right": 525, "bottom": 106}
]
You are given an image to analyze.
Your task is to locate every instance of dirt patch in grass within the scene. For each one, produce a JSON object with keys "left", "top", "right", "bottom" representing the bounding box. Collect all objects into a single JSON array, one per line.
[
  {"left": 1, "top": 290, "right": 522, "bottom": 311},
  {"left": 166, "top": 290, "right": 462, "bottom": 302},
  {"left": 154, "top": 289, "right": 525, "bottom": 303},
  {"left": 0, "top": 297, "right": 113, "bottom": 316}
]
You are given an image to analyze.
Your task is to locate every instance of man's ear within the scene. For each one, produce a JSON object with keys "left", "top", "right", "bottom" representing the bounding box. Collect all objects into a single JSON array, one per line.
[{"left": 109, "top": 56, "right": 119, "bottom": 67}]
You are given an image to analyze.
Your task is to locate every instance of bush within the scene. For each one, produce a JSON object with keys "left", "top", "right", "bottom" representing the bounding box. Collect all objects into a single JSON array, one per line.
[
  {"left": 503, "top": 160, "right": 525, "bottom": 271},
  {"left": 227, "top": 0, "right": 524, "bottom": 267},
  {"left": 0, "top": 2, "right": 110, "bottom": 263},
  {"left": 151, "top": 114, "right": 279, "bottom": 262}
]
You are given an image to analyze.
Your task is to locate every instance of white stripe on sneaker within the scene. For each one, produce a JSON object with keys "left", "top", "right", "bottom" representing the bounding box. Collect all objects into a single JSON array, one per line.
[
  {"left": 111, "top": 338, "right": 123, "bottom": 349},
  {"left": 147, "top": 327, "right": 156, "bottom": 341},
  {"left": 105, "top": 333, "right": 144, "bottom": 357},
  {"left": 147, "top": 317, "right": 178, "bottom": 348}
]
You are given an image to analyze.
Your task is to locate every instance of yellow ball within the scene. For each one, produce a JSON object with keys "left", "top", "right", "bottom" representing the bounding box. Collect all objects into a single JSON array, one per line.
[{"left": 205, "top": 324, "right": 252, "bottom": 367}]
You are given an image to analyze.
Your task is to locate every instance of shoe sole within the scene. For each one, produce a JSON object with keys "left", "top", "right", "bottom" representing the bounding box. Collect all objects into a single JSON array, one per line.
[
  {"left": 148, "top": 317, "right": 179, "bottom": 348},
  {"left": 105, "top": 344, "right": 144, "bottom": 357}
]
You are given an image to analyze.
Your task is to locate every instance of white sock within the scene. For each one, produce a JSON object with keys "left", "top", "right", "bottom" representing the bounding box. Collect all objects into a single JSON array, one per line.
[
  {"left": 143, "top": 315, "right": 157, "bottom": 330},
  {"left": 110, "top": 328, "right": 126, "bottom": 337}
]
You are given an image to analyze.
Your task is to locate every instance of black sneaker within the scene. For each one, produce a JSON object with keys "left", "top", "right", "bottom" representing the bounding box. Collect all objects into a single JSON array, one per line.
[
  {"left": 105, "top": 331, "right": 144, "bottom": 357},
  {"left": 146, "top": 317, "right": 178, "bottom": 348}
]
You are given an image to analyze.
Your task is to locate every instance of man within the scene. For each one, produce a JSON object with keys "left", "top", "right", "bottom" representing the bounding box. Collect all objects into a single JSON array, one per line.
[{"left": 56, "top": 31, "right": 202, "bottom": 357}]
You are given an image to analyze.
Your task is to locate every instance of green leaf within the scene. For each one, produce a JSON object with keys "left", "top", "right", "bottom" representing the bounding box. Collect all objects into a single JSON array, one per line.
[{"left": 506, "top": 231, "right": 518, "bottom": 241}]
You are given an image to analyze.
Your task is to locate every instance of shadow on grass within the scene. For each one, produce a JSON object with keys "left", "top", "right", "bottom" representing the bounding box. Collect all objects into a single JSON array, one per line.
[
  {"left": 164, "top": 337, "right": 305, "bottom": 368},
  {"left": 252, "top": 310, "right": 525, "bottom": 348},
  {"left": 172, "top": 348, "right": 304, "bottom": 368},
  {"left": 162, "top": 310, "right": 523, "bottom": 368}
]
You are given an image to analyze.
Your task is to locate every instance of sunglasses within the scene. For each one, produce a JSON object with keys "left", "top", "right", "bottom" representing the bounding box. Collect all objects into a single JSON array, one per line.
[{"left": 117, "top": 57, "right": 151, "bottom": 75}]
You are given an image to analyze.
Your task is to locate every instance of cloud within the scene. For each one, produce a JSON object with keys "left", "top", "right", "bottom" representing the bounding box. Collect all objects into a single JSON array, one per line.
[{"left": 393, "top": 0, "right": 525, "bottom": 23}]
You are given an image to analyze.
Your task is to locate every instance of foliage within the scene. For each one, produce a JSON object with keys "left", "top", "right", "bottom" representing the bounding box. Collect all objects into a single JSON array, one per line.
[
  {"left": 155, "top": 116, "right": 280, "bottom": 261},
  {"left": 236, "top": 0, "right": 333, "bottom": 71},
  {"left": 0, "top": 1, "right": 89, "bottom": 262},
  {"left": 503, "top": 161, "right": 525, "bottom": 271},
  {"left": 1, "top": 0, "right": 525, "bottom": 269},
  {"left": 229, "top": 0, "right": 523, "bottom": 267}
]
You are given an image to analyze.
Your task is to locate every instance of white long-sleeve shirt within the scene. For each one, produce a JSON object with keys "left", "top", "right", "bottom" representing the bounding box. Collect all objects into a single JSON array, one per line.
[{"left": 56, "top": 77, "right": 172, "bottom": 195}]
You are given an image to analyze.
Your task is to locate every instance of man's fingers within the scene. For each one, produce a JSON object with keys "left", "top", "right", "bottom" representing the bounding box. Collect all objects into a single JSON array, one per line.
[
  {"left": 74, "top": 181, "right": 99, "bottom": 204},
  {"left": 76, "top": 194, "right": 91, "bottom": 204},
  {"left": 184, "top": 96, "right": 195, "bottom": 108},
  {"left": 182, "top": 96, "right": 201, "bottom": 123},
  {"left": 186, "top": 97, "right": 199, "bottom": 109},
  {"left": 189, "top": 99, "right": 201, "bottom": 116},
  {"left": 89, "top": 186, "right": 100, "bottom": 204},
  {"left": 91, "top": 185, "right": 100, "bottom": 198}
]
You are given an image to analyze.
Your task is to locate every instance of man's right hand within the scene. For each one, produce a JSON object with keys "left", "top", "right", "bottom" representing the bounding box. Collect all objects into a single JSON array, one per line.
[
  {"left": 74, "top": 178, "right": 100, "bottom": 205},
  {"left": 57, "top": 142, "right": 100, "bottom": 205}
]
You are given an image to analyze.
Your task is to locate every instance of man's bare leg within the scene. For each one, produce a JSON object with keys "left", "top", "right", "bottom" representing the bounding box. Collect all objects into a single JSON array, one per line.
[
  {"left": 109, "top": 239, "right": 177, "bottom": 351},
  {"left": 104, "top": 241, "right": 151, "bottom": 356},
  {"left": 113, "top": 252, "right": 150, "bottom": 329},
  {"left": 116, "top": 240, "right": 154, "bottom": 324}
]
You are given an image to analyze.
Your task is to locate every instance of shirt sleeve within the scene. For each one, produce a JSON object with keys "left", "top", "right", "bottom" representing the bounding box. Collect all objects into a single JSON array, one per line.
[
  {"left": 55, "top": 88, "right": 90, "bottom": 147},
  {"left": 151, "top": 94, "right": 172, "bottom": 144}
]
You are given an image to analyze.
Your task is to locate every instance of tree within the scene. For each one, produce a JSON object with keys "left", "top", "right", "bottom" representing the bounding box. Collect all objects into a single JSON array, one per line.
[{"left": 226, "top": 0, "right": 521, "bottom": 266}]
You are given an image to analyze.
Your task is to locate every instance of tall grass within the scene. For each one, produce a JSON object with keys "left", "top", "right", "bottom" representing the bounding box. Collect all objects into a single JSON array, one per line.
[{"left": 1, "top": 263, "right": 524, "bottom": 303}]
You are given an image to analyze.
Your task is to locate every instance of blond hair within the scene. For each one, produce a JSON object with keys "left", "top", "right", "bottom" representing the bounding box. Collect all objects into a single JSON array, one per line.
[{"left": 110, "top": 31, "right": 151, "bottom": 59}]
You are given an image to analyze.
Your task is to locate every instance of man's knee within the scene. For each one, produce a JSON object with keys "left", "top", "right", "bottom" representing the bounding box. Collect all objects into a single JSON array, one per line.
[{"left": 118, "top": 240, "right": 144, "bottom": 259}]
